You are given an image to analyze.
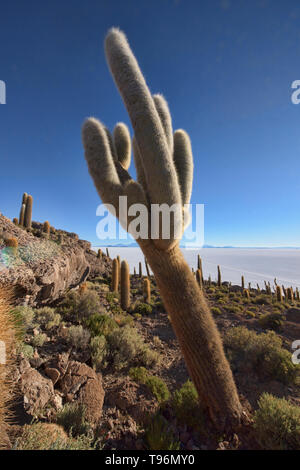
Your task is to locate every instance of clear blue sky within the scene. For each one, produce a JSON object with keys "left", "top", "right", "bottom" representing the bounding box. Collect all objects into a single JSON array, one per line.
[{"left": 1, "top": 0, "right": 300, "bottom": 247}]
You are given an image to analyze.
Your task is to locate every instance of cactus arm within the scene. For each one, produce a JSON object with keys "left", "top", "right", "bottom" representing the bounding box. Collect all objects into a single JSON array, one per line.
[
  {"left": 173, "top": 129, "right": 194, "bottom": 206},
  {"left": 132, "top": 135, "right": 148, "bottom": 192},
  {"left": 82, "top": 117, "right": 123, "bottom": 213},
  {"left": 104, "top": 28, "right": 182, "bottom": 212},
  {"left": 153, "top": 94, "right": 173, "bottom": 153},
  {"left": 113, "top": 122, "right": 131, "bottom": 170}
]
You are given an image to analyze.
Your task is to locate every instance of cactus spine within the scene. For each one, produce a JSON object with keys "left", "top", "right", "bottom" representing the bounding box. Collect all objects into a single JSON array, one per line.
[
  {"left": 82, "top": 28, "right": 243, "bottom": 429},
  {"left": 143, "top": 277, "right": 151, "bottom": 303},
  {"left": 111, "top": 258, "right": 119, "bottom": 292},
  {"left": 0, "top": 288, "right": 16, "bottom": 449},
  {"left": 120, "top": 260, "right": 130, "bottom": 311},
  {"left": 217, "top": 265, "right": 221, "bottom": 288},
  {"left": 24, "top": 194, "right": 33, "bottom": 229}
]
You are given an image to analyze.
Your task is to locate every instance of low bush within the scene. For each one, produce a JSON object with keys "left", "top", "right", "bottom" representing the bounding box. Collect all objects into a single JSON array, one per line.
[
  {"left": 211, "top": 307, "right": 222, "bottom": 315},
  {"left": 107, "top": 325, "right": 160, "bottom": 370},
  {"left": 91, "top": 335, "right": 108, "bottom": 371},
  {"left": 56, "top": 403, "right": 90, "bottom": 437},
  {"left": 259, "top": 312, "right": 284, "bottom": 331},
  {"left": 129, "top": 367, "right": 169, "bottom": 403},
  {"left": 254, "top": 393, "right": 300, "bottom": 449},
  {"left": 134, "top": 302, "right": 153, "bottom": 316},
  {"left": 34, "top": 307, "right": 61, "bottom": 330},
  {"left": 224, "top": 326, "right": 299, "bottom": 384},
  {"left": 171, "top": 380, "right": 203, "bottom": 430},
  {"left": 59, "top": 290, "right": 101, "bottom": 321},
  {"left": 145, "top": 414, "right": 180, "bottom": 450},
  {"left": 85, "top": 314, "right": 118, "bottom": 337},
  {"left": 31, "top": 333, "right": 47, "bottom": 348},
  {"left": 66, "top": 325, "right": 90, "bottom": 350}
]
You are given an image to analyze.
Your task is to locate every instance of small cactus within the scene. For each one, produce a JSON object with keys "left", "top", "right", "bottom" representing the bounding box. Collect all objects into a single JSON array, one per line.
[
  {"left": 24, "top": 195, "right": 33, "bottom": 229},
  {"left": 244, "top": 289, "right": 250, "bottom": 300},
  {"left": 276, "top": 285, "right": 283, "bottom": 302},
  {"left": 111, "top": 258, "right": 119, "bottom": 292},
  {"left": 13, "top": 218, "right": 18, "bottom": 226},
  {"left": 217, "top": 265, "right": 221, "bottom": 287},
  {"left": 143, "top": 277, "right": 151, "bottom": 303},
  {"left": 43, "top": 221, "right": 50, "bottom": 238},
  {"left": 79, "top": 282, "right": 88, "bottom": 295},
  {"left": 120, "top": 260, "right": 130, "bottom": 310},
  {"left": 4, "top": 237, "right": 18, "bottom": 256},
  {"left": 97, "top": 249, "right": 102, "bottom": 258},
  {"left": 295, "top": 287, "right": 300, "bottom": 301},
  {"left": 287, "top": 287, "right": 293, "bottom": 301}
]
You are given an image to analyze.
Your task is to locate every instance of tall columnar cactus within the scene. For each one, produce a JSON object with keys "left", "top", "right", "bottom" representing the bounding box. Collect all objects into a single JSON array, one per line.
[
  {"left": 24, "top": 195, "right": 33, "bottom": 229},
  {"left": 144, "top": 258, "right": 150, "bottom": 277},
  {"left": 196, "top": 269, "right": 202, "bottom": 290},
  {"left": 241, "top": 276, "right": 245, "bottom": 290},
  {"left": 120, "top": 260, "right": 130, "bottom": 310},
  {"left": 106, "top": 248, "right": 110, "bottom": 258},
  {"left": 143, "top": 277, "right": 151, "bottom": 303},
  {"left": 19, "top": 204, "right": 26, "bottom": 227},
  {"left": 111, "top": 258, "right": 119, "bottom": 292},
  {"left": 217, "top": 265, "right": 222, "bottom": 288},
  {"left": 97, "top": 249, "right": 102, "bottom": 258},
  {"left": 197, "top": 255, "right": 203, "bottom": 283},
  {"left": 82, "top": 28, "right": 243, "bottom": 429},
  {"left": 43, "top": 221, "right": 50, "bottom": 238},
  {"left": 117, "top": 255, "right": 121, "bottom": 286},
  {"left": 134, "top": 267, "right": 136, "bottom": 276},
  {"left": 0, "top": 287, "right": 16, "bottom": 449},
  {"left": 276, "top": 285, "right": 283, "bottom": 302},
  {"left": 139, "top": 262, "right": 142, "bottom": 278}
]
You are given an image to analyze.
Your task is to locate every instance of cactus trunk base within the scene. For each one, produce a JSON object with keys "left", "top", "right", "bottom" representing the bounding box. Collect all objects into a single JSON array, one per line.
[{"left": 143, "top": 243, "right": 244, "bottom": 431}]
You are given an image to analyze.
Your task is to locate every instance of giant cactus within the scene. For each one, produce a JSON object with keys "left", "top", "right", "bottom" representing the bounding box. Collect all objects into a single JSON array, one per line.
[
  {"left": 24, "top": 195, "right": 33, "bottom": 229},
  {"left": 82, "top": 28, "right": 243, "bottom": 430}
]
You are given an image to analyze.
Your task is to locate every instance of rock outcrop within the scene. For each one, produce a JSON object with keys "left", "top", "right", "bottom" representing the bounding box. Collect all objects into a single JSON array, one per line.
[{"left": 0, "top": 215, "right": 111, "bottom": 306}]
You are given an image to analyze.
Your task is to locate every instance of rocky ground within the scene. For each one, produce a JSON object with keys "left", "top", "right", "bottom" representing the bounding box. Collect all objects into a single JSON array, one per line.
[{"left": 1, "top": 216, "right": 300, "bottom": 450}]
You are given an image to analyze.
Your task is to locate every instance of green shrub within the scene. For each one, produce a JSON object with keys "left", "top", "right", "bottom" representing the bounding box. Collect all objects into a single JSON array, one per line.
[
  {"left": 66, "top": 325, "right": 90, "bottom": 350},
  {"left": 211, "top": 307, "right": 222, "bottom": 315},
  {"left": 171, "top": 380, "right": 203, "bottom": 430},
  {"left": 31, "top": 333, "right": 47, "bottom": 348},
  {"left": 129, "top": 367, "right": 169, "bottom": 403},
  {"left": 145, "top": 414, "right": 180, "bottom": 450},
  {"left": 18, "top": 342, "right": 34, "bottom": 358},
  {"left": 34, "top": 307, "right": 61, "bottom": 330},
  {"left": 135, "top": 302, "right": 153, "bottom": 316},
  {"left": 59, "top": 290, "right": 101, "bottom": 321},
  {"left": 144, "top": 376, "right": 170, "bottom": 403},
  {"left": 254, "top": 393, "right": 300, "bottom": 449},
  {"left": 223, "top": 305, "right": 242, "bottom": 314},
  {"left": 56, "top": 403, "right": 90, "bottom": 437},
  {"left": 85, "top": 314, "right": 118, "bottom": 337},
  {"left": 253, "top": 295, "right": 271, "bottom": 305},
  {"left": 11, "top": 306, "right": 35, "bottom": 337},
  {"left": 91, "top": 335, "right": 108, "bottom": 370},
  {"left": 224, "top": 326, "right": 299, "bottom": 384},
  {"left": 107, "top": 325, "right": 159, "bottom": 370},
  {"left": 129, "top": 366, "right": 149, "bottom": 383},
  {"left": 259, "top": 312, "right": 284, "bottom": 331}
]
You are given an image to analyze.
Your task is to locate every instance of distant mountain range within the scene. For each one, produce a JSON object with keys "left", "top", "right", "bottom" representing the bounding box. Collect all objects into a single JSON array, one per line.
[{"left": 94, "top": 243, "right": 300, "bottom": 249}]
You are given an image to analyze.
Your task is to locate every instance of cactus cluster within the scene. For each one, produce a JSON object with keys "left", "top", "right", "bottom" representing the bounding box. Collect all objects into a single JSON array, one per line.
[
  {"left": 82, "top": 27, "right": 243, "bottom": 429},
  {"left": 17, "top": 192, "right": 33, "bottom": 229}
]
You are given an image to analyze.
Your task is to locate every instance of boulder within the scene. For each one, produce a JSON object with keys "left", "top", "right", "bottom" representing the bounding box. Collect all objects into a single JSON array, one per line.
[
  {"left": 20, "top": 366, "right": 55, "bottom": 416},
  {"left": 58, "top": 361, "right": 104, "bottom": 425}
]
